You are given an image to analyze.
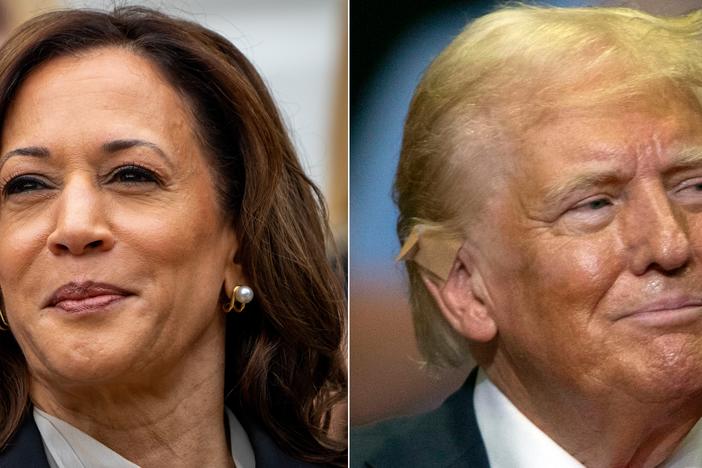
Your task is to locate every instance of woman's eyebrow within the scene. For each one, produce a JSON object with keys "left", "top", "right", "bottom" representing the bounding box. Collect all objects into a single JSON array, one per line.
[
  {"left": 0, "top": 140, "right": 174, "bottom": 172},
  {"left": 0, "top": 146, "right": 50, "bottom": 169},
  {"left": 102, "top": 139, "right": 174, "bottom": 169}
]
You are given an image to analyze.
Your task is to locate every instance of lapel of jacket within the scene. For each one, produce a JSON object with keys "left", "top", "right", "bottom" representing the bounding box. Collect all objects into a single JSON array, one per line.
[
  {"left": 0, "top": 410, "right": 51, "bottom": 468},
  {"left": 365, "top": 368, "right": 490, "bottom": 468}
]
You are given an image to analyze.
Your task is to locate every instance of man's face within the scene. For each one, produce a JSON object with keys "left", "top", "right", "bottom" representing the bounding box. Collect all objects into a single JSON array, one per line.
[{"left": 476, "top": 97, "right": 702, "bottom": 401}]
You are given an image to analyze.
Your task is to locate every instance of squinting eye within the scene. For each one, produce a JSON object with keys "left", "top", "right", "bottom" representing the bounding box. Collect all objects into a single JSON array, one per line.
[
  {"left": 673, "top": 179, "right": 702, "bottom": 203},
  {"left": 3, "top": 175, "right": 49, "bottom": 196},
  {"left": 572, "top": 197, "right": 613, "bottom": 211},
  {"left": 109, "top": 165, "right": 159, "bottom": 184},
  {"left": 559, "top": 196, "right": 615, "bottom": 233},
  {"left": 583, "top": 198, "right": 612, "bottom": 210}
]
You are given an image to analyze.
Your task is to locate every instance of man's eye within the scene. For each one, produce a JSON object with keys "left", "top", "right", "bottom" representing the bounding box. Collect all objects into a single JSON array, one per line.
[
  {"left": 558, "top": 196, "right": 615, "bottom": 233},
  {"left": 583, "top": 198, "right": 612, "bottom": 210},
  {"left": 109, "top": 165, "right": 159, "bottom": 184},
  {"left": 3, "top": 175, "right": 49, "bottom": 196},
  {"left": 672, "top": 179, "right": 702, "bottom": 204},
  {"left": 573, "top": 197, "right": 613, "bottom": 211}
]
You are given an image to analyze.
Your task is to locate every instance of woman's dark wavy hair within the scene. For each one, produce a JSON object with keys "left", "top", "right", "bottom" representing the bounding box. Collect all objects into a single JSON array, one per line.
[{"left": 0, "top": 6, "right": 346, "bottom": 465}]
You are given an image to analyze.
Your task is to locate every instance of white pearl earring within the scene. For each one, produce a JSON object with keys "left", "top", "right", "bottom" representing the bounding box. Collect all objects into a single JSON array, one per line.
[{"left": 225, "top": 285, "right": 254, "bottom": 313}]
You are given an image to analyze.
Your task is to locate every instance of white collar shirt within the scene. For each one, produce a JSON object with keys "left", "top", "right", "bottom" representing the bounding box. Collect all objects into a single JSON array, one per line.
[
  {"left": 473, "top": 369, "right": 702, "bottom": 468},
  {"left": 33, "top": 406, "right": 256, "bottom": 468}
]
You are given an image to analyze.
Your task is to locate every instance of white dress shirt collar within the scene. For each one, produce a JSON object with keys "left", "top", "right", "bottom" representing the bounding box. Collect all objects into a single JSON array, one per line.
[
  {"left": 473, "top": 368, "right": 702, "bottom": 468},
  {"left": 34, "top": 406, "right": 256, "bottom": 468}
]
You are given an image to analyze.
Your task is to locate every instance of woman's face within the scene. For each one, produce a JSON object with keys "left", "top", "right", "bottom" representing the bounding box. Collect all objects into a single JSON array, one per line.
[{"left": 0, "top": 47, "right": 238, "bottom": 386}]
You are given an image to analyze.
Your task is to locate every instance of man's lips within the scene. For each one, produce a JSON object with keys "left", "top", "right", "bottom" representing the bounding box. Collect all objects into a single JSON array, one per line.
[
  {"left": 616, "top": 296, "right": 702, "bottom": 326},
  {"left": 45, "top": 281, "right": 133, "bottom": 312}
]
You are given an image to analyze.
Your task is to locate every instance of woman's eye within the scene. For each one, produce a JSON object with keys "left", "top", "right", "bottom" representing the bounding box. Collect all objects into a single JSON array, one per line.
[
  {"left": 3, "top": 175, "right": 49, "bottom": 196},
  {"left": 109, "top": 165, "right": 159, "bottom": 184}
]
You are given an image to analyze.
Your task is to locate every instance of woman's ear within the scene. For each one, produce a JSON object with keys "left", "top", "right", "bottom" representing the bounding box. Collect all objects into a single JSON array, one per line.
[
  {"left": 222, "top": 232, "right": 248, "bottom": 294},
  {"left": 422, "top": 245, "right": 497, "bottom": 343}
]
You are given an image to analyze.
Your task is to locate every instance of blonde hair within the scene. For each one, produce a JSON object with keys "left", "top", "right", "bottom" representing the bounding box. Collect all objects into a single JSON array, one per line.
[{"left": 395, "top": 4, "right": 702, "bottom": 367}]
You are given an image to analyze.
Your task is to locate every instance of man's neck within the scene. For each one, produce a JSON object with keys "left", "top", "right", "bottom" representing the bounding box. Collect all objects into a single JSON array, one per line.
[{"left": 485, "top": 361, "right": 702, "bottom": 468}]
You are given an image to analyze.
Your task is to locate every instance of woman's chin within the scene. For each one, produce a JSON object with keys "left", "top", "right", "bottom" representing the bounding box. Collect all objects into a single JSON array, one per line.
[{"left": 29, "top": 342, "right": 148, "bottom": 389}]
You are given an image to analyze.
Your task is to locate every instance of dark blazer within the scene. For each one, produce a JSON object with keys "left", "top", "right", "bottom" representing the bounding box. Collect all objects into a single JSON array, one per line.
[
  {"left": 0, "top": 410, "right": 323, "bottom": 468},
  {"left": 351, "top": 368, "right": 489, "bottom": 468}
]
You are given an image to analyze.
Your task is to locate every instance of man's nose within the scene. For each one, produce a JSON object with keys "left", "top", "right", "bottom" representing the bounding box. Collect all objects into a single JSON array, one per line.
[
  {"left": 46, "top": 176, "right": 115, "bottom": 256},
  {"left": 625, "top": 182, "right": 691, "bottom": 275}
]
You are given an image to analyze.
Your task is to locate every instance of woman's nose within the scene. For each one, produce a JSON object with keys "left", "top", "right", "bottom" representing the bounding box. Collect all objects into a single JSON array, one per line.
[
  {"left": 626, "top": 183, "right": 691, "bottom": 276},
  {"left": 46, "top": 177, "right": 115, "bottom": 256}
]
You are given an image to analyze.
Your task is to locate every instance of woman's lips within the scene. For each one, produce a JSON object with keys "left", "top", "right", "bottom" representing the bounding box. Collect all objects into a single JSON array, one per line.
[
  {"left": 53, "top": 294, "right": 128, "bottom": 313},
  {"left": 45, "top": 281, "right": 133, "bottom": 314}
]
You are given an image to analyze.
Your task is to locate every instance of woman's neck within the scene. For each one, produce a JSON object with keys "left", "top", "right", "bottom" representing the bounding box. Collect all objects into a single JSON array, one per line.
[{"left": 29, "top": 319, "right": 234, "bottom": 468}]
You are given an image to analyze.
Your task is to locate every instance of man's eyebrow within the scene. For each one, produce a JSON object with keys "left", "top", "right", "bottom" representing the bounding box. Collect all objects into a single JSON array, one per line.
[
  {"left": 542, "top": 170, "right": 624, "bottom": 207},
  {"left": 669, "top": 146, "right": 702, "bottom": 168},
  {"left": 541, "top": 147, "right": 702, "bottom": 206},
  {"left": 102, "top": 139, "right": 174, "bottom": 169}
]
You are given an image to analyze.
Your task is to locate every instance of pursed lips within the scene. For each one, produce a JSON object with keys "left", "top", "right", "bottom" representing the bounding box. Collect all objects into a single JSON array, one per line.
[
  {"left": 45, "top": 281, "right": 133, "bottom": 313},
  {"left": 616, "top": 295, "right": 702, "bottom": 325}
]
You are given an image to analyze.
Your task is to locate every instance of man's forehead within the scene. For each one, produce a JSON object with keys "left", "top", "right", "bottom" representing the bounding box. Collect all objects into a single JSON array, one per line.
[
  {"left": 478, "top": 102, "right": 702, "bottom": 209},
  {"left": 516, "top": 103, "right": 702, "bottom": 164},
  {"left": 443, "top": 95, "right": 702, "bottom": 222}
]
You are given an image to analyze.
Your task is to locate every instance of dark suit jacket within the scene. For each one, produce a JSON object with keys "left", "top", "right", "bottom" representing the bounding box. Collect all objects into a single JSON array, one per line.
[
  {"left": 351, "top": 368, "right": 490, "bottom": 468},
  {"left": 0, "top": 410, "right": 323, "bottom": 468}
]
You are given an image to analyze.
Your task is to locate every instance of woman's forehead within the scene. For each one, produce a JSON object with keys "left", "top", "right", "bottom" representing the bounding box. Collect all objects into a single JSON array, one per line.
[
  {"left": 11, "top": 47, "right": 181, "bottom": 113},
  {"left": 2, "top": 47, "right": 198, "bottom": 156}
]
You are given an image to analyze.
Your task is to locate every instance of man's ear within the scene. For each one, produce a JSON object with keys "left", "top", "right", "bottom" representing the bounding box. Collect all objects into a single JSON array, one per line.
[{"left": 422, "top": 245, "right": 497, "bottom": 343}]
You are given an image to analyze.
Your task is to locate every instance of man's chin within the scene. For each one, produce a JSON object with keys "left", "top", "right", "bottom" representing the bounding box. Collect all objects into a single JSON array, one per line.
[{"left": 610, "top": 347, "right": 702, "bottom": 404}]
